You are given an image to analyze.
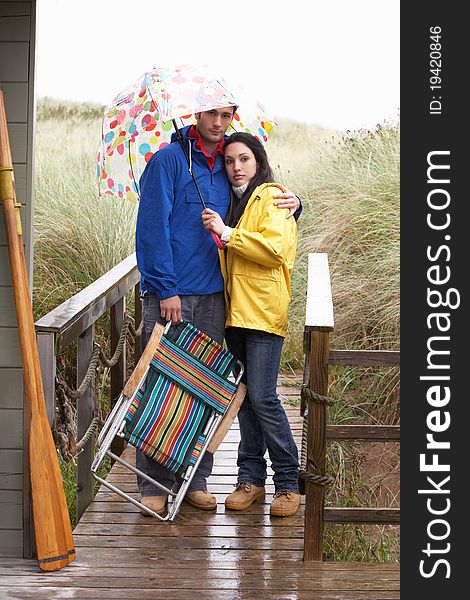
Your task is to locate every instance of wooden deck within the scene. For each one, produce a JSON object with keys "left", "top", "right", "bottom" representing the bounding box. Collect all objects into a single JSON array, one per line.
[{"left": 0, "top": 377, "right": 399, "bottom": 599}]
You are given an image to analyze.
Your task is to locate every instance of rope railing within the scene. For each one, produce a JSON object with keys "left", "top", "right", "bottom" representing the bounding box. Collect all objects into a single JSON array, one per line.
[
  {"left": 53, "top": 313, "right": 142, "bottom": 461},
  {"left": 299, "top": 377, "right": 336, "bottom": 489}
]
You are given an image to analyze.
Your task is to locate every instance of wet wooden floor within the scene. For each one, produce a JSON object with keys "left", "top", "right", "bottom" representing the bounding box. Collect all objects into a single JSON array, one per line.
[{"left": 0, "top": 375, "right": 399, "bottom": 599}]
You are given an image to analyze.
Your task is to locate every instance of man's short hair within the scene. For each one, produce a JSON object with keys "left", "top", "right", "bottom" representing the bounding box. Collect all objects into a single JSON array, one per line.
[{"left": 196, "top": 105, "right": 238, "bottom": 117}]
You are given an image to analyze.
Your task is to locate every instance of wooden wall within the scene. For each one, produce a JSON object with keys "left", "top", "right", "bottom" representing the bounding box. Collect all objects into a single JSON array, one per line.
[{"left": 0, "top": 0, "right": 36, "bottom": 558}]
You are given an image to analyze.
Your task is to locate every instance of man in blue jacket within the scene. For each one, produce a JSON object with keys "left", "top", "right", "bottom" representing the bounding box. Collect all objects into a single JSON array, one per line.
[{"left": 135, "top": 106, "right": 299, "bottom": 515}]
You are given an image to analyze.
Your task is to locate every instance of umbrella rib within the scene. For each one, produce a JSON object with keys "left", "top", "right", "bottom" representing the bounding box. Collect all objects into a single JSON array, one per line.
[
  {"left": 128, "top": 137, "right": 139, "bottom": 200},
  {"left": 98, "top": 109, "right": 106, "bottom": 197}
]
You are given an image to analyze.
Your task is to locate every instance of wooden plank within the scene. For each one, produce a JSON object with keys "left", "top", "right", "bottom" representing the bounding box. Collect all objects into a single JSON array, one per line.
[
  {"left": 11, "top": 164, "right": 27, "bottom": 206},
  {"left": 35, "top": 253, "right": 139, "bottom": 352},
  {"left": 0, "top": 15, "right": 30, "bottom": 41},
  {"left": 0, "top": 409, "right": 22, "bottom": 449},
  {"left": 0, "top": 42, "right": 29, "bottom": 81},
  {"left": 305, "top": 253, "right": 334, "bottom": 330},
  {"left": 0, "top": 368, "right": 23, "bottom": 407},
  {"left": 0, "top": 555, "right": 399, "bottom": 571},
  {"left": 79, "top": 511, "right": 305, "bottom": 526},
  {"left": 0, "top": 530, "right": 22, "bottom": 558},
  {"left": 0, "top": 82, "right": 28, "bottom": 122},
  {"left": 63, "top": 552, "right": 398, "bottom": 572},
  {"left": 0, "top": 449, "right": 22, "bottom": 490},
  {"left": 77, "top": 324, "right": 95, "bottom": 521},
  {"left": 0, "top": 204, "right": 25, "bottom": 246},
  {"left": 110, "top": 297, "right": 126, "bottom": 456},
  {"left": 0, "top": 179, "right": 27, "bottom": 235},
  {"left": 70, "top": 534, "right": 303, "bottom": 550},
  {"left": 0, "top": 3, "right": 31, "bottom": 17},
  {"left": 0, "top": 246, "right": 13, "bottom": 284},
  {"left": 0, "top": 328, "right": 21, "bottom": 368},
  {"left": 328, "top": 350, "right": 400, "bottom": 367},
  {"left": 5, "top": 122, "right": 27, "bottom": 163},
  {"left": 0, "top": 286, "right": 16, "bottom": 326},
  {"left": 73, "top": 523, "right": 305, "bottom": 539},
  {"left": 326, "top": 425, "right": 400, "bottom": 441},
  {"left": 36, "top": 332, "right": 56, "bottom": 425},
  {"left": 324, "top": 508, "right": 400, "bottom": 524},
  {"left": 0, "top": 491, "right": 22, "bottom": 528},
  {"left": 0, "top": 565, "right": 400, "bottom": 580},
  {"left": 0, "top": 574, "right": 400, "bottom": 592},
  {"left": 0, "top": 588, "right": 402, "bottom": 600},
  {"left": 78, "top": 508, "right": 400, "bottom": 526}
]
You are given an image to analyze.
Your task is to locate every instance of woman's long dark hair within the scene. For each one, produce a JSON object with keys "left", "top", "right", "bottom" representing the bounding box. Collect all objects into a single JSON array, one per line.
[{"left": 224, "top": 132, "right": 275, "bottom": 227}]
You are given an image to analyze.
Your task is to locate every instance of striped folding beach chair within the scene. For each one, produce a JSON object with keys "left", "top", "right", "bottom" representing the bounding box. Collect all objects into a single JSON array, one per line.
[{"left": 91, "top": 320, "right": 244, "bottom": 520}]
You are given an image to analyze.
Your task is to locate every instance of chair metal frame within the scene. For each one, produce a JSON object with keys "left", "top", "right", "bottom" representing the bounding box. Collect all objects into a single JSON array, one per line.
[{"left": 91, "top": 322, "right": 243, "bottom": 521}]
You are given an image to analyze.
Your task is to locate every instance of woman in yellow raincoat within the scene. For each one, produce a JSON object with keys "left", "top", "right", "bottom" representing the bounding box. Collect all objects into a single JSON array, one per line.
[{"left": 201, "top": 132, "right": 300, "bottom": 517}]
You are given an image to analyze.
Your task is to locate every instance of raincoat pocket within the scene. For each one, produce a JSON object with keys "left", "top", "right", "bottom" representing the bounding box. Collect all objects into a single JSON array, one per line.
[{"left": 185, "top": 188, "right": 229, "bottom": 217}]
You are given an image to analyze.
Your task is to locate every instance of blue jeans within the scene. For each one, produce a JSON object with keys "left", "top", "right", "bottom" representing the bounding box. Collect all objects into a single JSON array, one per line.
[
  {"left": 225, "top": 327, "right": 299, "bottom": 493},
  {"left": 136, "top": 292, "right": 225, "bottom": 496}
]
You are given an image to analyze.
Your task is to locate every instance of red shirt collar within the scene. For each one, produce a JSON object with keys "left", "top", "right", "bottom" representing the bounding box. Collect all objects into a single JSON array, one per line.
[{"left": 188, "top": 125, "right": 225, "bottom": 171}]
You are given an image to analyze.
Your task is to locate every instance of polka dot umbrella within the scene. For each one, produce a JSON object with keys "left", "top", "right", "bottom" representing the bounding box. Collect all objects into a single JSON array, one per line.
[{"left": 97, "top": 64, "right": 277, "bottom": 202}]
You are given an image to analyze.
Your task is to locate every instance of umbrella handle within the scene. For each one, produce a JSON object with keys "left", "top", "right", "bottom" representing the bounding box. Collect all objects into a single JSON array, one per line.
[
  {"left": 211, "top": 231, "right": 225, "bottom": 249},
  {"left": 171, "top": 121, "right": 225, "bottom": 251}
]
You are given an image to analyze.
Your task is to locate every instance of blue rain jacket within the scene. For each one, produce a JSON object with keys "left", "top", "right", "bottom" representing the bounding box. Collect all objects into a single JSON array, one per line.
[{"left": 136, "top": 126, "right": 231, "bottom": 299}]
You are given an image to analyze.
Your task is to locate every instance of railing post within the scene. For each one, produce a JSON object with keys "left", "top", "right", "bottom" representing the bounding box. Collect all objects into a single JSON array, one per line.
[
  {"left": 134, "top": 283, "right": 142, "bottom": 363},
  {"left": 110, "top": 297, "right": 126, "bottom": 457},
  {"left": 303, "top": 329, "right": 330, "bottom": 561},
  {"left": 302, "top": 253, "right": 334, "bottom": 562},
  {"left": 77, "top": 323, "right": 95, "bottom": 521},
  {"left": 36, "top": 331, "right": 56, "bottom": 426}
]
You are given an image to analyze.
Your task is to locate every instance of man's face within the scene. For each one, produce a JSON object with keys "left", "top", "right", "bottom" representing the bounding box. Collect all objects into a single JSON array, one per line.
[{"left": 195, "top": 107, "right": 234, "bottom": 146}]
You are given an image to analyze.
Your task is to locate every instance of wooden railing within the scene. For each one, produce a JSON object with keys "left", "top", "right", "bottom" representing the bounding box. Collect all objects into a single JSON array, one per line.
[
  {"left": 302, "top": 253, "right": 400, "bottom": 561},
  {"left": 35, "top": 253, "right": 140, "bottom": 520},
  {"left": 34, "top": 250, "right": 399, "bottom": 558}
]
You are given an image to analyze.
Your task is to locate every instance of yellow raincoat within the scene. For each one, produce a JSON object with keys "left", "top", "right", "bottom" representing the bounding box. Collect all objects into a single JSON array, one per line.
[{"left": 219, "top": 183, "right": 298, "bottom": 337}]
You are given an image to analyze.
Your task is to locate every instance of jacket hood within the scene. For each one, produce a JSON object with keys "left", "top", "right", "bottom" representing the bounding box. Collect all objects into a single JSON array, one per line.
[{"left": 170, "top": 124, "right": 192, "bottom": 144}]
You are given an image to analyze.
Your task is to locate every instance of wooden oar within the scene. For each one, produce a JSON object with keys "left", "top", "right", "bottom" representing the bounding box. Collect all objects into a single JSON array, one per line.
[{"left": 0, "top": 91, "right": 75, "bottom": 571}]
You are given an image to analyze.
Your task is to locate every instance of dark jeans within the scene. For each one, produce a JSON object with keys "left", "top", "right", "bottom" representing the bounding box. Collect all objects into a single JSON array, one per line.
[
  {"left": 225, "top": 327, "right": 299, "bottom": 493},
  {"left": 136, "top": 292, "right": 225, "bottom": 496}
]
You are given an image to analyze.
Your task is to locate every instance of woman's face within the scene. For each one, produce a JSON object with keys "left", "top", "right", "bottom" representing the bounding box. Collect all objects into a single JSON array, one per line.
[{"left": 224, "top": 142, "right": 257, "bottom": 187}]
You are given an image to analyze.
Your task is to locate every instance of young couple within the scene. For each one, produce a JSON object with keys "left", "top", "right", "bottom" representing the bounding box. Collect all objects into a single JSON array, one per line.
[{"left": 136, "top": 106, "right": 300, "bottom": 518}]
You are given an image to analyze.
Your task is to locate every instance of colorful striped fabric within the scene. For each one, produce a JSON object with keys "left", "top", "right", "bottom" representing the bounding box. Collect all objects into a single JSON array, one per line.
[
  {"left": 151, "top": 336, "right": 236, "bottom": 415},
  {"left": 124, "top": 369, "right": 211, "bottom": 475},
  {"left": 166, "top": 321, "right": 237, "bottom": 378},
  {"left": 122, "top": 321, "right": 239, "bottom": 476}
]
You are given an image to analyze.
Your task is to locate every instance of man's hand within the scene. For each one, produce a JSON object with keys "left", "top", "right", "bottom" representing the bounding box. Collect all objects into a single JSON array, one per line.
[
  {"left": 202, "top": 208, "right": 225, "bottom": 236},
  {"left": 273, "top": 183, "right": 300, "bottom": 219},
  {"left": 160, "top": 296, "right": 182, "bottom": 324}
]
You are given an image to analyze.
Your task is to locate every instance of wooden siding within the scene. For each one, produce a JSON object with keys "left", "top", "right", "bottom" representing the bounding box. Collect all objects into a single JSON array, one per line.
[{"left": 0, "top": 0, "right": 35, "bottom": 558}]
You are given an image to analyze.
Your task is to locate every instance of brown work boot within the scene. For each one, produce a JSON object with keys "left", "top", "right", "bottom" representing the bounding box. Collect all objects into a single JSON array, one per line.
[
  {"left": 225, "top": 483, "right": 266, "bottom": 511},
  {"left": 140, "top": 495, "right": 167, "bottom": 516},
  {"left": 185, "top": 490, "right": 217, "bottom": 511},
  {"left": 270, "top": 491, "right": 301, "bottom": 517}
]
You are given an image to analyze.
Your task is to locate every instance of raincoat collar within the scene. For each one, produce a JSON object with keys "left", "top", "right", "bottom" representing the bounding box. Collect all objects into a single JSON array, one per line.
[
  {"left": 188, "top": 125, "right": 225, "bottom": 171},
  {"left": 171, "top": 125, "right": 226, "bottom": 172}
]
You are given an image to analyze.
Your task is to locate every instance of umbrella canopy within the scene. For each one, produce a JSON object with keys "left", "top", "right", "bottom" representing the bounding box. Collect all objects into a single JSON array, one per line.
[{"left": 97, "top": 64, "right": 276, "bottom": 201}]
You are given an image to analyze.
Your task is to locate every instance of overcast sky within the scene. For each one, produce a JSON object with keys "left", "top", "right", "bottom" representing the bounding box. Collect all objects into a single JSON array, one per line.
[{"left": 36, "top": 0, "right": 400, "bottom": 131}]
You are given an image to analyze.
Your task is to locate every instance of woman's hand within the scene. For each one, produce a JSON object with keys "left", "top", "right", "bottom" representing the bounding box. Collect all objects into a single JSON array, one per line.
[
  {"left": 273, "top": 184, "right": 301, "bottom": 218},
  {"left": 201, "top": 208, "right": 225, "bottom": 236}
]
